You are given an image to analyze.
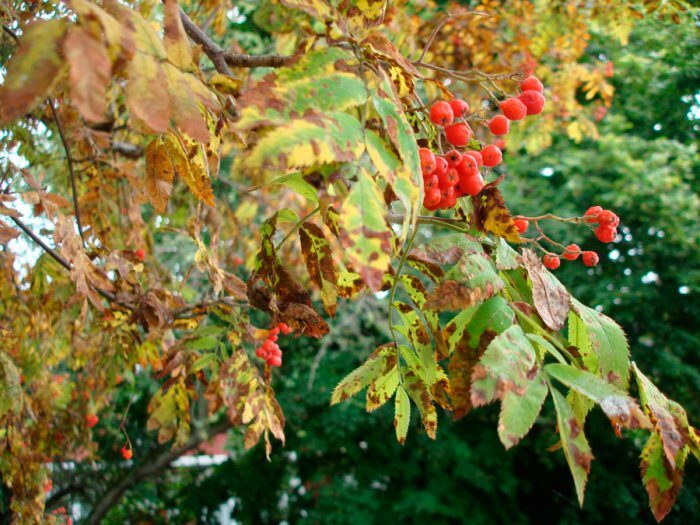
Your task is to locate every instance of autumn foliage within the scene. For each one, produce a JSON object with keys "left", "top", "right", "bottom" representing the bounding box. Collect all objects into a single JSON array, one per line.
[{"left": 0, "top": 0, "right": 696, "bottom": 523}]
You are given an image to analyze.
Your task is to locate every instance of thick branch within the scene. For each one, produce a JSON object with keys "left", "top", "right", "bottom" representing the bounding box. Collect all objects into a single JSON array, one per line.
[
  {"left": 85, "top": 422, "right": 230, "bottom": 525},
  {"left": 178, "top": 8, "right": 292, "bottom": 72}
]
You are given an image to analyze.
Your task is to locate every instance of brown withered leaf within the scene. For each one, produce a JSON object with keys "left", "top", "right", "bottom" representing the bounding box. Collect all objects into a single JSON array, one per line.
[
  {"left": 520, "top": 249, "right": 570, "bottom": 331},
  {"left": 640, "top": 432, "right": 686, "bottom": 522},
  {"left": 0, "top": 221, "right": 20, "bottom": 244},
  {"left": 145, "top": 136, "right": 175, "bottom": 213},
  {"left": 425, "top": 280, "right": 494, "bottom": 311},
  {"left": 65, "top": 25, "right": 112, "bottom": 123},
  {"left": 126, "top": 52, "right": 171, "bottom": 133},
  {"left": 449, "top": 329, "right": 498, "bottom": 420},
  {"left": 0, "top": 20, "right": 67, "bottom": 124}
]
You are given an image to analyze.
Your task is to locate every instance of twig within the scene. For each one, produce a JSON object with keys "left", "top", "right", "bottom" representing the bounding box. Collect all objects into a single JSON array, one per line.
[
  {"left": 2, "top": 25, "right": 19, "bottom": 43},
  {"left": 416, "top": 10, "right": 488, "bottom": 64},
  {"left": 275, "top": 205, "right": 320, "bottom": 250},
  {"left": 226, "top": 53, "right": 293, "bottom": 68},
  {"left": 48, "top": 99, "right": 87, "bottom": 247}
]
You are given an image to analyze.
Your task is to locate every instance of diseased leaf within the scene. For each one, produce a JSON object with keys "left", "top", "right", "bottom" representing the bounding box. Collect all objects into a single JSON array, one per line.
[
  {"left": 338, "top": 168, "right": 392, "bottom": 291},
  {"left": 176, "top": 133, "right": 216, "bottom": 206},
  {"left": 545, "top": 363, "right": 651, "bottom": 431},
  {"left": 633, "top": 363, "right": 694, "bottom": 468},
  {"left": 366, "top": 364, "right": 399, "bottom": 412},
  {"left": 498, "top": 372, "right": 547, "bottom": 449},
  {"left": 521, "top": 249, "right": 570, "bottom": 330},
  {"left": 147, "top": 379, "right": 190, "bottom": 446},
  {"left": 640, "top": 432, "right": 686, "bottom": 522},
  {"left": 280, "top": 0, "right": 335, "bottom": 20},
  {"left": 330, "top": 343, "right": 397, "bottom": 405},
  {"left": 163, "top": 63, "right": 210, "bottom": 142},
  {"left": 471, "top": 324, "right": 538, "bottom": 408},
  {"left": 394, "top": 386, "right": 411, "bottom": 445},
  {"left": 550, "top": 387, "right": 594, "bottom": 506},
  {"left": 243, "top": 112, "right": 365, "bottom": 171},
  {"left": 65, "top": 25, "right": 112, "bottom": 122},
  {"left": 571, "top": 298, "right": 630, "bottom": 389},
  {"left": 403, "top": 367, "right": 437, "bottom": 439},
  {"left": 495, "top": 238, "right": 520, "bottom": 270},
  {"left": 339, "top": 0, "right": 388, "bottom": 32},
  {"left": 474, "top": 186, "right": 522, "bottom": 243},
  {"left": 299, "top": 223, "right": 338, "bottom": 316},
  {"left": 0, "top": 20, "right": 67, "bottom": 123},
  {"left": 145, "top": 136, "right": 175, "bottom": 212},
  {"left": 446, "top": 296, "right": 515, "bottom": 419}
]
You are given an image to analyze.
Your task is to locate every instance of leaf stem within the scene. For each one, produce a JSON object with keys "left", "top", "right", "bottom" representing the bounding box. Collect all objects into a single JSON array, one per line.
[{"left": 275, "top": 205, "right": 320, "bottom": 250}]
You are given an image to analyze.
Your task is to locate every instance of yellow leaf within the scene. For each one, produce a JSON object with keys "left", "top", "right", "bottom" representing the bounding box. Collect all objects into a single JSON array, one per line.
[{"left": 163, "top": 0, "right": 192, "bottom": 69}]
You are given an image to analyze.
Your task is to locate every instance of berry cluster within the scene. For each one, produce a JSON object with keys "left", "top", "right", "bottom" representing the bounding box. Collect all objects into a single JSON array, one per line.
[
  {"left": 514, "top": 203, "right": 619, "bottom": 270},
  {"left": 584, "top": 206, "right": 620, "bottom": 243},
  {"left": 420, "top": 76, "right": 546, "bottom": 211},
  {"left": 255, "top": 322, "right": 292, "bottom": 367}
]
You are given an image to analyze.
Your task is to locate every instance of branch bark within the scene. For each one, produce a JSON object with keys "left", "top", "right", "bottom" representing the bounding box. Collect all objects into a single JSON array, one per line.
[{"left": 85, "top": 422, "right": 231, "bottom": 525}]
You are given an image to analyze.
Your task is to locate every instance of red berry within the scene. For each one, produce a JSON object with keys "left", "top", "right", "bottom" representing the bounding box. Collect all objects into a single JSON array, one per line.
[
  {"left": 597, "top": 209, "right": 619, "bottom": 227},
  {"left": 121, "top": 446, "right": 133, "bottom": 460},
  {"left": 481, "top": 145, "right": 503, "bottom": 167},
  {"left": 135, "top": 249, "right": 145, "bottom": 261},
  {"left": 449, "top": 98, "right": 470, "bottom": 118},
  {"left": 423, "top": 174, "right": 439, "bottom": 190},
  {"left": 429, "top": 101, "right": 454, "bottom": 126},
  {"left": 513, "top": 218, "right": 528, "bottom": 234},
  {"left": 584, "top": 206, "right": 603, "bottom": 224},
  {"left": 445, "top": 149, "right": 462, "bottom": 168},
  {"left": 439, "top": 186, "right": 457, "bottom": 209},
  {"left": 433, "top": 156, "right": 448, "bottom": 177},
  {"left": 562, "top": 243, "right": 580, "bottom": 261},
  {"left": 44, "top": 479, "right": 53, "bottom": 493},
  {"left": 520, "top": 75, "right": 544, "bottom": 93},
  {"left": 424, "top": 187, "right": 441, "bottom": 208},
  {"left": 86, "top": 414, "right": 99, "bottom": 429},
  {"left": 582, "top": 251, "right": 599, "bottom": 267},
  {"left": 270, "top": 326, "right": 281, "bottom": 336},
  {"left": 543, "top": 254, "right": 561, "bottom": 270},
  {"left": 457, "top": 171, "right": 484, "bottom": 197},
  {"left": 499, "top": 97, "right": 527, "bottom": 121},
  {"left": 268, "top": 356, "right": 282, "bottom": 367},
  {"left": 595, "top": 225, "right": 617, "bottom": 243},
  {"left": 518, "top": 90, "right": 546, "bottom": 115},
  {"left": 232, "top": 256, "right": 244, "bottom": 266},
  {"left": 255, "top": 346, "right": 265, "bottom": 358},
  {"left": 444, "top": 122, "right": 472, "bottom": 147},
  {"left": 463, "top": 150, "right": 483, "bottom": 168},
  {"left": 419, "top": 147, "right": 436, "bottom": 175},
  {"left": 488, "top": 115, "right": 510, "bottom": 136},
  {"left": 438, "top": 168, "right": 459, "bottom": 190},
  {"left": 278, "top": 322, "right": 292, "bottom": 334},
  {"left": 456, "top": 155, "right": 478, "bottom": 177}
]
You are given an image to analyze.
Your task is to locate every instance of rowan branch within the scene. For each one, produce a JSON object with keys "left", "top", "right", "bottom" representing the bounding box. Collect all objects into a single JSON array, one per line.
[
  {"left": 48, "top": 99, "right": 87, "bottom": 247},
  {"left": 179, "top": 9, "right": 292, "bottom": 72},
  {"left": 416, "top": 10, "right": 489, "bottom": 64},
  {"left": 85, "top": 421, "right": 231, "bottom": 525}
]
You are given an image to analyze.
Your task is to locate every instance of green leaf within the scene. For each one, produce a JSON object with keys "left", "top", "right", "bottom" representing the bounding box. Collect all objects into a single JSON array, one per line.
[
  {"left": 338, "top": 168, "right": 392, "bottom": 291},
  {"left": 0, "top": 352, "right": 23, "bottom": 418},
  {"left": 0, "top": 20, "right": 67, "bottom": 124},
  {"left": 272, "top": 173, "right": 319, "bottom": 203},
  {"left": 571, "top": 298, "right": 630, "bottom": 389},
  {"left": 330, "top": 343, "right": 397, "bottom": 405},
  {"left": 185, "top": 336, "right": 219, "bottom": 351},
  {"left": 471, "top": 325, "right": 538, "bottom": 408},
  {"left": 640, "top": 432, "right": 686, "bottom": 522},
  {"left": 243, "top": 112, "right": 365, "bottom": 171},
  {"left": 394, "top": 386, "right": 411, "bottom": 445},
  {"left": 550, "top": 387, "right": 593, "bottom": 506},
  {"left": 545, "top": 363, "right": 650, "bottom": 431},
  {"left": 498, "top": 373, "right": 548, "bottom": 449},
  {"left": 495, "top": 238, "right": 520, "bottom": 270}
]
